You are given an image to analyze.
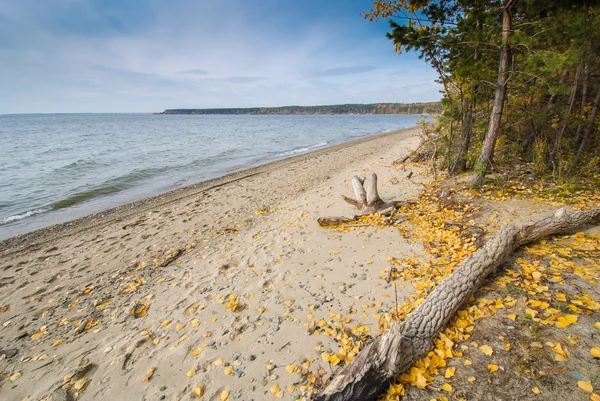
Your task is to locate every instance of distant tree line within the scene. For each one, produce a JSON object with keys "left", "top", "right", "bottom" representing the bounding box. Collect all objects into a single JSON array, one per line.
[{"left": 160, "top": 102, "right": 441, "bottom": 115}]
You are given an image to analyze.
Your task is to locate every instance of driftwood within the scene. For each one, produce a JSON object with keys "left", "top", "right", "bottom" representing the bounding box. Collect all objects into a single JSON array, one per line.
[
  {"left": 318, "top": 173, "right": 410, "bottom": 227},
  {"left": 315, "top": 206, "right": 600, "bottom": 401}
]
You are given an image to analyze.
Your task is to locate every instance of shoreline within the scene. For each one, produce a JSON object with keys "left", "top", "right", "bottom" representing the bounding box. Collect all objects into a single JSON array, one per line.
[
  {"left": 0, "top": 126, "right": 420, "bottom": 254},
  {"left": 0, "top": 126, "right": 427, "bottom": 401}
]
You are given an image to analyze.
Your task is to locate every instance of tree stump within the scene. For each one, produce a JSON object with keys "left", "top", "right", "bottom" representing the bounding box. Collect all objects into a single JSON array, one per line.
[{"left": 317, "top": 173, "right": 410, "bottom": 227}]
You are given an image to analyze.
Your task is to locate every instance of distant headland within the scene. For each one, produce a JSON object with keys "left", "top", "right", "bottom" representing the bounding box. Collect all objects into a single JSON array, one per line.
[{"left": 158, "top": 102, "right": 441, "bottom": 115}]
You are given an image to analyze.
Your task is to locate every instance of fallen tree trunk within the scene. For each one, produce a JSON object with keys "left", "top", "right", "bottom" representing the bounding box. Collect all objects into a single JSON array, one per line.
[{"left": 315, "top": 206, "right": 600, "bottom": 401}]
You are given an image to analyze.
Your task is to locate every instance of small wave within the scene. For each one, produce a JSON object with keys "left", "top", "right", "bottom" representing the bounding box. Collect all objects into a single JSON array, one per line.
[
  {"left": 1, "top": 207, "right": 50, "bottom": 225},
  {"left": 51, "top": 166, "right": 172, "bottom": 210},
  {"left": 275, "top": 142, "right": 329, "bottom": 158},
  {"left": 52, "top": 158, "right": 101, "bottom": 174}
]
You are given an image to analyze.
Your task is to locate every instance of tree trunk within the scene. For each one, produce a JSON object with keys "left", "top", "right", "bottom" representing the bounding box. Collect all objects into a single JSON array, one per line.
[
  {"left": 550, "top": 62, "right": 583, "bottom": 177},
  {"left": 571, "top": 85, "right": 600, "bottom": 169},
  {"left": 315, "top": 207, "right": 600, "bottom": 401},
  {"left": 470, "top": 1, "right": 515, "bottom": 187},
  {"left": 573, "top": 64, "right": 590, "bottom": 149},
  {"left": 451, "top": 102, "right": 474, "bottom": 174}
]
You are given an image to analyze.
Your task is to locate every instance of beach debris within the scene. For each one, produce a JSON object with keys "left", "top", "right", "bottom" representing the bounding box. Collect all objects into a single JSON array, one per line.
[
  {"left": 318, "top": 173, "right": 413, "bottom": 227},
  {"left": 132, "top": 300, "right": 150, "bottom": 318},
  {"left": 141, "top": 367, "right": 156, "bottom": 382}
]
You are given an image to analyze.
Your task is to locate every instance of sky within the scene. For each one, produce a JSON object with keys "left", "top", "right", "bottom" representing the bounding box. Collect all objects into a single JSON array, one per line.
[{"left": 0, "top": 0, "right": 442, "bottom": 113}]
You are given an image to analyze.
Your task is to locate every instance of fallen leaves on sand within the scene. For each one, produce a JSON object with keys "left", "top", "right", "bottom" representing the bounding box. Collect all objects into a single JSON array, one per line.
[{"left": 187, "top": 368, "right": 197, "bottom": 377}]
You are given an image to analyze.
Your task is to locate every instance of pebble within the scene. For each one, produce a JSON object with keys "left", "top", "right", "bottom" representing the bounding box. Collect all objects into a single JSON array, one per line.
[
  {"left": 160, "top": 386, "right": 167, "bottom": 391},
  {"left": 249, "top": 355, "right": 256, "bottom": 361},
  {"left": 233, "top": 352, "right": 241, "bottom": 360}
]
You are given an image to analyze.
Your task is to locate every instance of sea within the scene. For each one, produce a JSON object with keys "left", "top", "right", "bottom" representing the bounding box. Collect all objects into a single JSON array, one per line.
[{"left": 0, "top": 113, "right": 423, "bottom": 239}]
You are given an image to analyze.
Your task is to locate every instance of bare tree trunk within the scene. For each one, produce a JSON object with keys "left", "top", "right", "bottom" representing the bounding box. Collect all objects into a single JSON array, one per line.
[
  {"left": 573, "top": 64, "right": 590, "bottom": 149},
  {"left": 571, "top": 85, "right": 600, "bottom": 169},
  {"left": 451, "top": 101, "right": 474, "bottom": 174},
  {"left": 315, "top": 207, "right": 600, "bottom": 401},
  {"left": 551, "top": 62, "right": 583, "bottom": 177},
  {"left": 470, "top": 1, "right": 515, "bottom": 187},
  {"left": 521, "top": 71, "right": 566, "bottom": 152}
]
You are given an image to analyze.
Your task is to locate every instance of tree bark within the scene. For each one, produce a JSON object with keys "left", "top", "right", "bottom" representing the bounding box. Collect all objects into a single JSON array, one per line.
[
  {"left": 571, "top": 85, "right": 600, "bottom": 169},
  {"left": 470, "top": 1, "right": 515, "bottom": 187},
  {"left": 315, "top": 206, "right": 600, "bottom": 401},
  {"left": 573, "top": 64, "right": 590, "bottom": 149},
  {"left": 551, "top": 62, "right": 583, "bottom": 176}
]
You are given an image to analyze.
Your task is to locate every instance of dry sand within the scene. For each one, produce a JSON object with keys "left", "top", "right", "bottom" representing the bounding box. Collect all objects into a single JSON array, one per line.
[{"left": 0, "top": 128, "right": 428, "bottom": 401}]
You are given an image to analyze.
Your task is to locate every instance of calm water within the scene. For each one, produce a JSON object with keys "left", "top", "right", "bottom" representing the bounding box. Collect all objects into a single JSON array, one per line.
[{"left": 0, "top": 113, "right": 422, "bottom": 239}]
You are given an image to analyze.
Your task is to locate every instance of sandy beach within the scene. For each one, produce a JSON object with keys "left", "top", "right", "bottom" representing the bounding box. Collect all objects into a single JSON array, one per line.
[{"left": 0, "top": 127, "right": 427, "bottom": 400}]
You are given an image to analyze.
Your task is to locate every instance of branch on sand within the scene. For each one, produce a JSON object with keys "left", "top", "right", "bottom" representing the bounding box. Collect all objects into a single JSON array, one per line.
[
  {"left": 315, "top": 206, "right": 600, "bottom": 401},
  {"left": 317, "top": 173, "right": 412, "bottom": 227}
]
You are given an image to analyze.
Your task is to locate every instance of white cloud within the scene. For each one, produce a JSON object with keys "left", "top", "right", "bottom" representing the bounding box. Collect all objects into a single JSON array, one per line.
[{"left": 0, "top": 0, "right": 441, "bottom": 113}]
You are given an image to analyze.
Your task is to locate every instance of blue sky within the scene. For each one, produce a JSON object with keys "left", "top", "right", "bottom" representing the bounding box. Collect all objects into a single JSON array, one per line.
[{"left": 0, "top": 0, "right": 441, "bottom": 113}]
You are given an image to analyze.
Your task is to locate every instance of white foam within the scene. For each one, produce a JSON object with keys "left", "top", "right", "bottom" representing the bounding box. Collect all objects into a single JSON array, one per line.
[
  {"left": 276, "top": 142, "right": 328, "bottom": 158},
  {"left": 1, "top": 208, "right": 50, "bottom": 225}
]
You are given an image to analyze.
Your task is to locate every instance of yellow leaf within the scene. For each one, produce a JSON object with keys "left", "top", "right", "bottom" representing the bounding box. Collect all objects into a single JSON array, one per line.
[
  {"left": 141, "top": 367, "right": 155, "bottom": 382},
  {"left": 595, "top": 322, "right": 600, "bottom": 330},
  {"left": 532, "top": 272, "right": 542, "bottom": 280},
  {"left": 507, "top": 314, "right": 517, "bottom": 321},
  {"left": 556, "top": 314, "right": 578, "bottom": 328},
  {"left": 51, "top": 339, "right": 63, "bottom": 348},
  {"left": 488, "top": 364, "right": 499, "bottom": 373},
  {"left": 286, "top": 364, "right": 300, "bottom": 374},
  {"left": 270, "top": 383, "right": 281, "bottom": 394},
  {"left": 532, "top": 386, "right": 541, "bottom": 394},
  {"left": 213, "top": 357, "right": 223, "bottom": 366},
  {"left": 210, "top": 317, "right": 217, "bottom": 323},
  {"left": 161, "top": 320, "right": 171, "bottom": 327},
  {"left": 415, "top": 373, "right": 428, "bottom": 389},
  {"left": 590, "top": 394, "right": 600, "bottom": 401},
  {"left": 187, "top": 368, "right": 196, "bottom": 377},
  {"left": 73, "top": 377, "right": 88, "bottom": 390},
  {"left": 440, "top": 383, "right": 452, "bottom": 392},
  {"left": 556, "top": 294, "right": 567, "bottom": 302},
  {"left": 591, "top": 347, "right": 600, "bottom": 358},
  {"left": 464, "top": 360, "right": 472, "bottom": 366},
  {"left": 221, "top": 390, "right": 229, "bottom": 401},
  {"left": 444, "top": 367, "right": 456, "bottom": 379},
  {"left": 479, "top": 345, "right": 493, "bottom": 356},
  {"left": 578, "top": 381, "right": 593, "bottom": 393},
  {"left": 468, "top": 376, "right": 476, "bottom": 383},
  {"left": 224, "top": 366, "right": 233, "bottom": 375},
  {"left": 194, "top": 386, "right": 205, "bottom": 397}
]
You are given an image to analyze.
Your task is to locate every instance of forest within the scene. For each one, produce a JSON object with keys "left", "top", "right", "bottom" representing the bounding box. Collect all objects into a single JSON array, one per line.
[
  {"left": 366, "top": 0, "right": 600, "bottom": 186},
  {"left": 160, "top": 102, "right": 441, "bottom": 115}
]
